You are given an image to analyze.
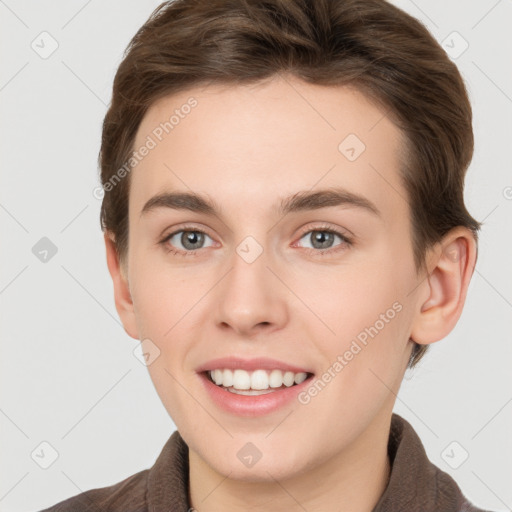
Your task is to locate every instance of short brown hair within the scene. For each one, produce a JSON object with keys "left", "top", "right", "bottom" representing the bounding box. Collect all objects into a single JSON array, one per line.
[{"left": 99, "top": 0, "right": 481, "bottom": 368}]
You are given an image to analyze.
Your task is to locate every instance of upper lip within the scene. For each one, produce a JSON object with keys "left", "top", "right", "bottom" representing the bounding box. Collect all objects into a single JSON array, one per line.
[{"left": 196, "top": 357, "right": 313, "bottom": 374}]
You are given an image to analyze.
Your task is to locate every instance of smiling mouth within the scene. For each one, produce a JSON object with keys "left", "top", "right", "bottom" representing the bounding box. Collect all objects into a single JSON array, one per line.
[{"left": 203, "top": 369, "right": 315, "bottom": 395}]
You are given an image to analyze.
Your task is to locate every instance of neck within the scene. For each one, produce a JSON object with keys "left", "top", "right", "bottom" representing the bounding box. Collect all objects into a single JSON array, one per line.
[{"left": 188, "top": 410, "right": 392, "bottom": 512}]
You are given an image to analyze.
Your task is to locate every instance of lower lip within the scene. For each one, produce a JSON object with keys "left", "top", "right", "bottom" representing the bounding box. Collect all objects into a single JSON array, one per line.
[{"left": 198, "top": 372, "right": 314, "bottom": 417}]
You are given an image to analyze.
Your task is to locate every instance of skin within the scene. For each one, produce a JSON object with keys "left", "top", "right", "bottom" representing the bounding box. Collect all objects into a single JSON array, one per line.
[{"left": 105, "top": 74, "right": 477, "bottom": 511}]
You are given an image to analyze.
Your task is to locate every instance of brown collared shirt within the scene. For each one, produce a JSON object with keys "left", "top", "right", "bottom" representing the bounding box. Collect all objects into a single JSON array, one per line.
[{"left": 39, "top": 413, "right": 493, "bottom": 512}]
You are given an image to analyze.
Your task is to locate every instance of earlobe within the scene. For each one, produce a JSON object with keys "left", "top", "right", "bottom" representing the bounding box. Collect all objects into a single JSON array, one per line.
[
  {"left": 410, "top": 227, "right": 477, "bottom": 346},
  {"left": 104, "top": 232, "right": 139, "bottom": 340}
]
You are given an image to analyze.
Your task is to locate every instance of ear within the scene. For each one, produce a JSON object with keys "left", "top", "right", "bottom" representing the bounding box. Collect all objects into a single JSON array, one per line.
[
  {"left": 410, "top": 226, "right": 477, "bottom": 346},
  {"left": 104, "top": 231, "right": 139, "bottom": 340}
]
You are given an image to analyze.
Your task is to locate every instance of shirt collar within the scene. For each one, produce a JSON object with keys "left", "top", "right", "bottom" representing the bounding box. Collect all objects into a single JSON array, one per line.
[{"left": 146, "top": 413, "right": 475, "bottom": 511}]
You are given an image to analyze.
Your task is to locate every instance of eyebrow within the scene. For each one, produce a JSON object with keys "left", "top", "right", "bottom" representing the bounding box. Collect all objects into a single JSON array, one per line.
[{"left": 140, "top": 187, "right": 381, "bottom": 219}]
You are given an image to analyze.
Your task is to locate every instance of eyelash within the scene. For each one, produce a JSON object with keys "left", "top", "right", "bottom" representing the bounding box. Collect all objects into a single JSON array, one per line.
[{"left": 158, "top": 223, "right": 353, "bottom": 258}]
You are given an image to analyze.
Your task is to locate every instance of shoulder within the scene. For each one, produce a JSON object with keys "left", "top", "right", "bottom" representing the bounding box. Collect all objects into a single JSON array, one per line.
[
  {"left": 386, "top": 414, "right": 496, "bottom": 512},
  {"left": 37, "top": 469, "right": 149, "bottom": 512},
  {"left": 434, "top": 469, "right": 496, "bottom": 512},
  {"left": 36, "top": 430, "right": 188, "bottom": 512}
]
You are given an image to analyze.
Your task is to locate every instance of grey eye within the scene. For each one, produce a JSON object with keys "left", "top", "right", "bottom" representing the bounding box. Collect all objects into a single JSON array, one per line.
[
  {"left": 167, "top": 230, "right": 214, "bottom": 251},
  {"left": 299, "top": 230, "right": 341, "bottom": 250}
]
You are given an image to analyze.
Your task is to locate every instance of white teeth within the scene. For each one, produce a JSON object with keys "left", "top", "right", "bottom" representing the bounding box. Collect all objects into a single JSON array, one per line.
[
  {"left": 233, "top": 369, "right": 251, "bottom": 390},
  {"left": 213, "top": 369, "right": 223, "bottom": 386},
  {"left": 283, "top": 371, "right": 295, "bottom": 387},
  {"left": 208, "top": 368, "right": 309, "bottom": 391},
  {"left": 251, "top": 369, "right": 269, "bottom": 390},
  {"left": 294, "top": 372, "right": 307, "bottom": 384},
  {"left": 222, "top": 369, "right": 233, "bottom": 387},
  {"left": 269, "top": 369, "right": 284, "bottom": 388},
  {"left": 228, "top": 388, "right": 275, "bottom": 396}
]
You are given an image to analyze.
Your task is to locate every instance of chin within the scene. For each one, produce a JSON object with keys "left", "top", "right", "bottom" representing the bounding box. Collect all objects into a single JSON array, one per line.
[{"left": 217, "top": 458, "right": 305, "bottom": 483}]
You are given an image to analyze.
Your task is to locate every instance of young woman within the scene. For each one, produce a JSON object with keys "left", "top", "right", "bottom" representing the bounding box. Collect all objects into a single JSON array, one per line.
[{"left": 41, "top": 0, "right": 492, "bottom": 510}]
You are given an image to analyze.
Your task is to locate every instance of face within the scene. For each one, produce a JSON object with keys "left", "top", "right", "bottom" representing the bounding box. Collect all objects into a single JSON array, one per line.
[{"left": 116, "top": 76, "right": 427, "bottom": 481}]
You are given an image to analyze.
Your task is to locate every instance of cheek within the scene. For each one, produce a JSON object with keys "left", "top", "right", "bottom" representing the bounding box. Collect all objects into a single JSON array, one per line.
[
  {"left": 301, "top": 260, "right": 403, "bottom": 340},
  {"left": 131, "top": 267, "right": 196, "bottom": 425},
  {"left": 296, "top": 285, "right": 407, "bottom": 443},
  {"left": 130, "top": 257, "right": 197, "bottom": 336},
  {"left": 304, "top": 256, "right": 410, "bottom": 384}
]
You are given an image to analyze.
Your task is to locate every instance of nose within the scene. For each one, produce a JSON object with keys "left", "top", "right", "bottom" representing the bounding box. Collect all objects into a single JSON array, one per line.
[{"left": 213, "top": 244, "right": 289, "bottom": 337}]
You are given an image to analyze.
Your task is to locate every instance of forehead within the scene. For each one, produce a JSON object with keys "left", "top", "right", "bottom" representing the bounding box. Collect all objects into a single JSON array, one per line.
[{"left": 130, "top": 76, "right": 408, "bottom": 223}]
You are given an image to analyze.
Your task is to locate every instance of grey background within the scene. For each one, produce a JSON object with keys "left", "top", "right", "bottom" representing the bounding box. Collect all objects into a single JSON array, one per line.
[{"left": 1, "top": 1, "right": 511, "bottom": 511}]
